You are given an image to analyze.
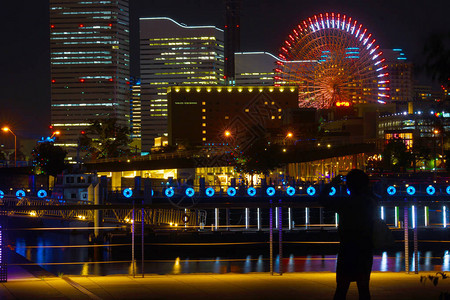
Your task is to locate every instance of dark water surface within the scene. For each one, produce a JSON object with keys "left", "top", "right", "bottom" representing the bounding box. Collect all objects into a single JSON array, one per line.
[{"left": 8, "top": 225, "right": 450, "bottom": 276}]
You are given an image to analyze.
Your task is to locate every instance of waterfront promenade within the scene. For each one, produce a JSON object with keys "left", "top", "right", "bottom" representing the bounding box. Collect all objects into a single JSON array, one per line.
[{"left": 2, "top": 267, "right": 450, "bottom": 300}]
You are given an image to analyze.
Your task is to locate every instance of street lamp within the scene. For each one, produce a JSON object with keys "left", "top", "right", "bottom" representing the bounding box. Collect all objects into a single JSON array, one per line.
[
  {"left": 50, "top": 131, "right": 61, "bottom": 139},
  {"left": 224, "top": 130, "right": 231, "bottom": 138},
  {"left": 2, "top": 127, "right": 16, "bottom": 167}
]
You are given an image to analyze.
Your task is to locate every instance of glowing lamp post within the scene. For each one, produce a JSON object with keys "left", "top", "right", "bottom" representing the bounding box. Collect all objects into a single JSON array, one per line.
[
  {"left": 50, "top": 131, "right": 61, "bottom": 139},
  {"left": 2, "top": 127, "right": 16, "bottom": 167}
]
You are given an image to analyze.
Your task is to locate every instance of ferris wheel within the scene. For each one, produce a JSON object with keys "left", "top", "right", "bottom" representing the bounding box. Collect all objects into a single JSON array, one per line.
[{"left": 275, "top": 13, "right": 390, "bottom": 109}]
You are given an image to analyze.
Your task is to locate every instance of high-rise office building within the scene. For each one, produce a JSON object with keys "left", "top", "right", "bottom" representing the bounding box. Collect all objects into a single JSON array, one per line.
[
  {"left": 234, "top": 52, "right": 277, "bottom": 86},
  {"left": 50, "top": 0, "right": 130, "bottom": 160},
  {"left": 129, "top": 77, "right": 141, "bottom": 140},
  {"left": 383, "top": 49, "right": 413, "bottom": 102},
  {"left": 139, "top": 17, "right": 224, "bottom": 153}
]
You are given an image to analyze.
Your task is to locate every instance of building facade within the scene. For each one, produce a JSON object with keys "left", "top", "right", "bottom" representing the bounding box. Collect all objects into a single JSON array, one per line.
[
  {"left": 168, "top": 86, "right": 298, "bottom": 147},
  {"left": 234, "top": 52, "right": 277, "bottom": 86},
  {"left": 50, "top": 0, "right": 130, "bottom": 161},
  {"left": 139, "top": 17, "right": 225, "bottom": 153},
  {"left": 383, "top": 49, "right": 414, "bottom": 102},
  {"left": 129, "top": 77, "right": 141, "bottom": 140}
]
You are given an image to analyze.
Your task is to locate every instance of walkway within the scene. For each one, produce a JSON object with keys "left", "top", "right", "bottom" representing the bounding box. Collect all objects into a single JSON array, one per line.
[{"left": 1, "top": 270, "right": 448, "bottom": 299}]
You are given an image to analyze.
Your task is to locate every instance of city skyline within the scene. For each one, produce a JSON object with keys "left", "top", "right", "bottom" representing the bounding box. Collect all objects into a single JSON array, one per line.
[{"left": 0, "top": 0, "right": 448, "bottom": 139}]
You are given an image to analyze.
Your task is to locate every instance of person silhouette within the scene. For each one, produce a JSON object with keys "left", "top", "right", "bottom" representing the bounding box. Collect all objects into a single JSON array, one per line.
[{"left": 320, "top": 169, "right": 376, "bottom": 300}]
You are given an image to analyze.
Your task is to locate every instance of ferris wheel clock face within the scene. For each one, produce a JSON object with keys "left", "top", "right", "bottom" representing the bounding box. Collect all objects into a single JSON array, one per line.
[{"left": 276, "top": 13, "right": 390, "bottom": 109}]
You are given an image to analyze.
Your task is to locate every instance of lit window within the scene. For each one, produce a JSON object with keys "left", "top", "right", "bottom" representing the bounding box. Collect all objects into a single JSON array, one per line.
[
  {"left": 245, "top": 109, "right": 249, "bottom": 112},
  {"left": 225, "top": 116, "right": 229, "bottom": 119},
  {"left": 202, "top": 123, "right": 206, "bottom": 127},
  {"left": 202, "top": 116, "right": 206, "bottom": 119}
]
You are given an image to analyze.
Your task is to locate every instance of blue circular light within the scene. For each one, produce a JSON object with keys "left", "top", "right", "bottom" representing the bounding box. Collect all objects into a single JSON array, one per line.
[
  {"left": 165, "top": 188, "right": 174, "bottom": 197},
  {"left": 185, "top": 187, "right": 195, "bottom": 197},
  {"left": 347, "top": 189, "right": 351, "bottom": 195},
  {"left": 426, "top": 185, "right": 436, "bottom": 195},
  {"left": 447, "top": 186, "right": 450, "bottom": 195},
  {"left": 306, "top": 186, "right": 316, "bottom": 196},
  {"left": 37, "top": 190, "right": 47, "bottom": 198},
  {"left": 123, "top": 188, "right": 133, "bottom": 198},
  {"left": 406, "top": 186, "right": 416, "bottom": 195},
  {"left": 205, "top": 187, "right": 215, "bottom": 197},
  {"left": 16, "top": 189, "right": 25, "bottom": 199},
  {"left": 329, "top": 186, "right": 336, "bottom": 196},
  {"left": 266, "top": 187, "right": 276, "bottom": 196},
  {"left": 227, "top": 187, "right": 236, "bottom": 197},
  {"left": 247, "top": 187, "right": 256, "bottom": 196},
  {"left": 286, "top": 186, "right": 295, "bottom": 196},
  {"left": 387, "top": 186, "right": 396, "bottom": 195},
  {"left": 0, "top": 190, "right": 4, "bottom": 199}
]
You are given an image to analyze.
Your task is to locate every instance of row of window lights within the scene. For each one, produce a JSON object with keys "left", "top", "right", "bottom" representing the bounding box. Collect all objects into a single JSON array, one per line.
[{"left": 174, "top": 87, "right": 296, "bottom": 93}]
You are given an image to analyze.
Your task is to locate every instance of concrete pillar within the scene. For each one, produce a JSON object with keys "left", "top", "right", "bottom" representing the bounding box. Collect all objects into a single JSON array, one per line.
[
  {"left": 143, "top": 178, "right": 152, "bottom": 204},
  {"left": 93, "top": 176, "right": 107, "bottom": 239},
  {"left": 111, "top": 172, "right": 121, "bottom": 191}
]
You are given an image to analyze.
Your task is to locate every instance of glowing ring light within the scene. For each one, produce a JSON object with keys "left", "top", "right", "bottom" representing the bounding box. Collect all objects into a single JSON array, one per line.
[
  {"left": 266, "top": 187, "right": 276, "bottom": 196},
  {"left": 0, "top": 190, "right": 3, "bottom": 199},
  {"left": 286, "top": 186, "right": 296, "bottom": 196},
  {"left": 205, "top": 187, "right": 215, "bottom": 197},
  {"left": 406, "top": 186, "right": 416, "bottom": 195},
  {"left": 426, "top": 186, "right": 435, "bottom": 195},
  {"left": 37, "top": 190, "right": 47, "bottom": 198},
  {"left": 123, "top": 188, "right": 133, "bottom": 198},
  {"left": 16, "top": 189, "right": 25, "bottom": 199},
  {"left": 306, "top": 186, "right": 316, "bottom": 196},
  {"left": 247, "top": 187, "right": 257, "bottom": 197},
  {"left": 227, "top": 187, "right": 236, "bottom": 197},
  {"left": 447, "top": 186, "right": 450, "bottom": 195},
  {"left": 329, "top": 186, "right": 336, "bottom": 196},
  {"left": 185, "top": 187, "right": 195, "bottom": 197},
  {"left": 165, "top": 188, "right": 174, "bottom": 198},
  {"left": 386, "top": 186, "right": 396, "bottom": 195}
]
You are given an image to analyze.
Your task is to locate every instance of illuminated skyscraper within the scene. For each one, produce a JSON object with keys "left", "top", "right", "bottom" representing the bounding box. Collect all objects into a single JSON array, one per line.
[
  {"left": 383, "top": 49, "right": 414, "bottom": 102},
  {"left": 139, "top": 17, "right": 224, "bottom": 153},
  {"left": 50, "top": 0, "right": 130, "bottom": 160}
]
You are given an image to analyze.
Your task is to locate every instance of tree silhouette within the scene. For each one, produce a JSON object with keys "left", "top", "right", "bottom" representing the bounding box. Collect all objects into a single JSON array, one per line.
[
  {"left": 80, "top": 118, "right": 131, "bottom": 159},
  {"left": 422, "top": 32, "right": 450, "bottom": 92},
  {"left": 32, "top": 142, "right": 67, "bottom": 176},
  {"left": 233, "top": 138, "right": 282, "bottom": 181},
  {"left": 382, "top": 139, "right": 413, "bottom": 172}
]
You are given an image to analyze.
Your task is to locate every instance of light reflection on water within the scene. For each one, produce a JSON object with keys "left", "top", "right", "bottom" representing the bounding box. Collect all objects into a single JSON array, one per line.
[
  {"left": 13, "top": 247, "right": 450, "bottom": 276},
  {"left": 10, "top": 230, "right": 450, "bottom": 276}
]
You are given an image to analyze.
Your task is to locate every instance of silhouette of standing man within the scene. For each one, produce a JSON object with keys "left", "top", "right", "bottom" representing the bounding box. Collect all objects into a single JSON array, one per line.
[{"left": 321, "top": 169, "right": 376, "bottom": 300}]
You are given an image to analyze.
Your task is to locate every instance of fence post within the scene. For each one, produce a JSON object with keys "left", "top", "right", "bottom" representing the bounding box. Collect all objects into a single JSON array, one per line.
[
  {"left": 132, "top": 200, "right": 135, "bottom": 277},
  {"left": 413, "top": 203, "right": 419, "bottom": 274},
  {"left": 278, "top": 198, "right": 283, "bottom": 275},
  {"left": 270, "top": 199, "right": 273, "bottom": 275},
  {"left": 404, "top": 205, "right": 409, "bottom": 274}
]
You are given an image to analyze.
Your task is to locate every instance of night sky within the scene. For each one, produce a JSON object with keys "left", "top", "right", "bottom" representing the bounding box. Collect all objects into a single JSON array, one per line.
[{"left": 0, "top": 0, "right": 448, "bottom": 139}]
